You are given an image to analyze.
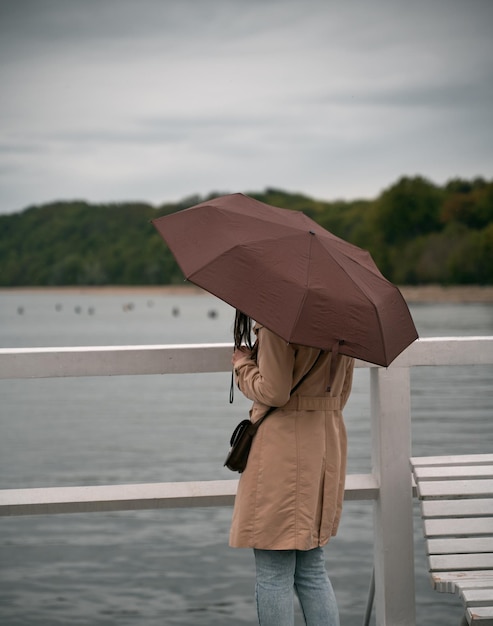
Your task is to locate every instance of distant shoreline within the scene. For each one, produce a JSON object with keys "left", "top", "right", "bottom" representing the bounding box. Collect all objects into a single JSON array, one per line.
[{"left": 1, "top": 285, "right": 493, "bottom": 303}]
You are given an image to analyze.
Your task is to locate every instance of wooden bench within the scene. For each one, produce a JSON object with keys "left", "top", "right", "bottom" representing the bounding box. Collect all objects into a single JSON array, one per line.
[{"left": 411, "top": 454, "right": 493, "bottom": 625}]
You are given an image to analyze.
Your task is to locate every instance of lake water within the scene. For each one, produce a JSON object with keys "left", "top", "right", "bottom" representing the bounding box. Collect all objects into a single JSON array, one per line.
[{"left": 0, "top": 291, "right": 492, "bottom": 625}]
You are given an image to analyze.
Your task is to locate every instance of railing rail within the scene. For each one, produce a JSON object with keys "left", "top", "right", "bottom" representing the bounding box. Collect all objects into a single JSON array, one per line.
[
  {"left": 1, "top": 337, "right": 490, "bottom": 381},
  {"left": 0, "top": 474, "right": 380, "bottom": 517},
  {"left": 1, "top": 336, "right": 492, "bottom": 626}
]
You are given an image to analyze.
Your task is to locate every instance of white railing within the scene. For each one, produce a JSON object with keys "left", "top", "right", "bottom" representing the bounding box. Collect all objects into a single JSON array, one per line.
[{"left": 1, "top": 337, "right": 492, "bottom": 626}]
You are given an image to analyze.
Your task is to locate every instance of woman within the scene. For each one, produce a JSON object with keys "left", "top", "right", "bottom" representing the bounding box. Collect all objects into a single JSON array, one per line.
[{"left": 230, "top": 310, "right": 355, "bottom": 626}]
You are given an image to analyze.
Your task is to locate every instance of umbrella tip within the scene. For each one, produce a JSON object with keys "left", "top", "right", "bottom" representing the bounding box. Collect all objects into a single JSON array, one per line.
[{"left": 309, "top": 230, "right": 315, "bottom": 235}]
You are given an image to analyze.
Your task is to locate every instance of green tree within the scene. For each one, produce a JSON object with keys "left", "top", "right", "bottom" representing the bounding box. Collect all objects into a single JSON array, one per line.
[
  {"left": 441, "top": 180, "right": 493, "bottom": 230},
  {"left": 370, "top": 176, "right": 443, "bottom": 245},
  {"left": 1, "top": 178, "right": 492, "bottom": 287}
]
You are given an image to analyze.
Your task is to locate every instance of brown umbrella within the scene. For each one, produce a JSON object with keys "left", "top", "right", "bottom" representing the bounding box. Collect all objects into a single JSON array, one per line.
[{"left": 152, "top": 193, "right": 418, "bottom": 367}]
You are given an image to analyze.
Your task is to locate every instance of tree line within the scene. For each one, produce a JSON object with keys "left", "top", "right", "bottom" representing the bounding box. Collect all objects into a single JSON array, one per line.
[{"left": 0, "top": 175, "right": 492, "bottom": 286}]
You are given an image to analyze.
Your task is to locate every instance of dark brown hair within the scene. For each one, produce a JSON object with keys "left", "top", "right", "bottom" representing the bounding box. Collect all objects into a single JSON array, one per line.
[{"left": 233, "top": 310, "right": 254, "bottom": 349}]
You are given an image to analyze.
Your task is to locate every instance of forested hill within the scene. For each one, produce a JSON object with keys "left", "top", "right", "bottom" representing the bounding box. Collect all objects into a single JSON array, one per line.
[{"left": 1, "top": 175, "right": 492, "bottom": 286}]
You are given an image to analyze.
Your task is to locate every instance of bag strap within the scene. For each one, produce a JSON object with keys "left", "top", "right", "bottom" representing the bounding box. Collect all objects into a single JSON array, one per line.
[{"left": 250, "top": 349, "right": 324, "bottom": 433}]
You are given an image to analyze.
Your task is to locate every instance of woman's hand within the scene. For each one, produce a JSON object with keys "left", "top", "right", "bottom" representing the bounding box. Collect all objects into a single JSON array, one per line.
[{"left": 232, "top": 346, "right": 253, "bottom": 366}]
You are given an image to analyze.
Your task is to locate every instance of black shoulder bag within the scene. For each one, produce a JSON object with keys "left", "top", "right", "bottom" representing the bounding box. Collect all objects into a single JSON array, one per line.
[{"left": 224, "top": 351, "right": 323, "bottom": 473}]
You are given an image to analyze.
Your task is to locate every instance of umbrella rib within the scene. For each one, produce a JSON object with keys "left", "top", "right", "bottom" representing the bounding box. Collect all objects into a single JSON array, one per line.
[
  {"left": 314, "top": 235, "right": 391, "bottom": 364},
  {"left": 288, "top": 232, "right": 313, "bottom": 344},
  {"left": 337, "top": 259, "right": 390, "bottom": 364}
]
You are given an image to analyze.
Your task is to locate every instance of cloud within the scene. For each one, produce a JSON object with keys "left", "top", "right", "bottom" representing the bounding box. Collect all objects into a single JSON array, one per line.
[{"left": 0, "top": 0, "right": 492, "bottom": 213}]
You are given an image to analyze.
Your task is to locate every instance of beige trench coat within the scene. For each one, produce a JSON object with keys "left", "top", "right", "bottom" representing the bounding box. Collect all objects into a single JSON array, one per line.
[{"left": 229, "top": 324, "right": 354, "bottom": 551}]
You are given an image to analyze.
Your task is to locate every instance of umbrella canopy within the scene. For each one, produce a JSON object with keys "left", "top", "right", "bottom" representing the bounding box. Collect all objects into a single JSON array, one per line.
[{"left": 152, "top": 193, "right": 418, "bottom": 367}]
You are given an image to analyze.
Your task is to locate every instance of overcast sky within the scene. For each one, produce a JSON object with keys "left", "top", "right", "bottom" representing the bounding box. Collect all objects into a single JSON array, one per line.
[{"left": 1, "top": 0, "right": 492, "bottom": 214}]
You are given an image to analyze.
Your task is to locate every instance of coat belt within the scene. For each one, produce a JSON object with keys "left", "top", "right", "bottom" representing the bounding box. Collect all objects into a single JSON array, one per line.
[{"left": 281, "top": 395, "right": 341, "bottom": 411}]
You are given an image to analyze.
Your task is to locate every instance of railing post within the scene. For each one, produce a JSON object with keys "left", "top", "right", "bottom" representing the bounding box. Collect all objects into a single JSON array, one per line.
[{"left": 371, "top": 366, "right": 416, "bottom": 626}]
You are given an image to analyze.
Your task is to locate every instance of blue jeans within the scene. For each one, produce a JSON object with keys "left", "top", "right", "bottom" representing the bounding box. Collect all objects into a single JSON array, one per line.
[{"left": 253, "top": 547, "right": 340, "bottom": 626}]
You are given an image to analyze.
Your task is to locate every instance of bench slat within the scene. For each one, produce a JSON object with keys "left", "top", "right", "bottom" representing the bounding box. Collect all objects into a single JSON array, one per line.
[
  {"left": 432, "top": 572, "right": 493, "bottom": 594},
  {"left": 429, "top": 553, "right": 493, "bottom": 572},
  {"left": 466, "top": 606, "right": 493, "bottom": 625},
  {"left": 428, "top": 538, "right": 493, "bottom": 555},
  {"left": 411, "top": 455, "right": 493, "bottom": 468},
  {"left": 418, "top": 479, "right": 493, "bottom": 499},
  {"left": 415, "top": 466, "right": 493, "bottom": 481},
  {"left": 461, "top": 588, "right": 493, "bottom": 606},
  {"left": 422, "top": 499, "right": 493, "bottom": 519},
  {"left": 459, "top": 581, "right": 493, "bottom": 591},
  {"left": 424, "top": 518, "right": 493, "bottom": 537}
]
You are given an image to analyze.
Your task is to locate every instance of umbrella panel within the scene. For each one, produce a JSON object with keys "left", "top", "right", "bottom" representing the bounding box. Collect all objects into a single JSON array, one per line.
[{"left": 152, "top": 194, "right": 418, "bottom": 366}]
